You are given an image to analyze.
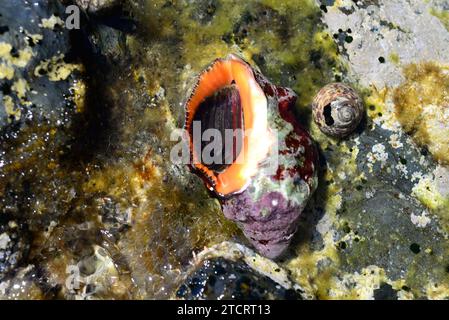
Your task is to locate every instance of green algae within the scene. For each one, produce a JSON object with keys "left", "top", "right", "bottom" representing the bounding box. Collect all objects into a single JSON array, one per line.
[
  {"left": 393, "top": 62, "right": 449, "bottom": 165},
  {"left": 412, "top": 173, "right": 449, "bottom": 233},
  {"left": 430, "top": 7, "right": 449, "bottom": 32},
  {"left": 389, "top": 52, "right": 400, "bottom": 65}
]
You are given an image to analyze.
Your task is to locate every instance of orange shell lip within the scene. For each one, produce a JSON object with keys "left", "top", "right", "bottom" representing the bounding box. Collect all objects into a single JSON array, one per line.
[{"left": 184, "top": 55, "right": 271, "bottom": 197}]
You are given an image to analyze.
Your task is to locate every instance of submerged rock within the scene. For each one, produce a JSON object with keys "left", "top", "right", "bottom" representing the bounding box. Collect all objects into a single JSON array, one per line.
[
  {"left": 176, "top": 242, "right": 308, "bottom": 300},
  {"left": 177, "top": 257, "right": 302, "bottom": 300}
]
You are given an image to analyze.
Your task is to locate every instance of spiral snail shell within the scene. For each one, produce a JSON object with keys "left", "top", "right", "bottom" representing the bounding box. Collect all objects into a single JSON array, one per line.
[
  {"left": 184, "top": 54, "right": 318, "bottom": 259},
  {"left": 312, "top": 83, "right": 364, "bottom": 138}
]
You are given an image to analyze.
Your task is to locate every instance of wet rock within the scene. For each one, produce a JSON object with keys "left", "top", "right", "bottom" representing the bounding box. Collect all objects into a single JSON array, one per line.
[
  {"left": 87, "top": 22, "right": 129, "bottom": 64},
  {"left": 96, "top": 196, "right": 132, "bottom": 239},
  {"left": 351, "top": 125, "right": 433, "bottom": 196},
  {"left": 0, "top": 215, "right": 29, "bottom": 280},
  {"left": 0, "top": 0, "right": 84, "bottom": 236},
  {"left": 338, "top": 184, "right": 446, "bottom": 278},
  {"left": 176, "top": 241, "right": 312, "bottom": 300},
  {"left": 75, "top": 0, "right": 120, "bottom": 14},
  {"left": 70, "top": 3, "right": 133, "bottom": 66},
  {"left": 304, "top": 121, "right": 449, "bottom": 298},
  {"left": 374, "top": 283, "right": 398, "bottom": 300},
  {"left": 299, "top": 0, "right": 449, "bottom": 299},
  {"left": 67, "top": 245, "right": 131, "bottom": 299},
  {"left": 177, "top": 257, "right": 302, "bottom": 300},
  {"left": 0, "top": 265, "right": 45, "bottom": 299},
  {"left": 0, "top": 0, "right": 79, "bottom": 131}
]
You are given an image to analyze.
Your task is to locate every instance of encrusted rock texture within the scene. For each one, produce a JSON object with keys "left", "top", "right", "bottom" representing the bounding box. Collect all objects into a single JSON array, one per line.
[{"left": 0, "top": 0, "right": 448, "bottom": 299}]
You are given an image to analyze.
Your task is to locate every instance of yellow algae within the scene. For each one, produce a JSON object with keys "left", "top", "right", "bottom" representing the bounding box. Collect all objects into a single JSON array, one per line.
[
  {"left": 0, "top": 41, "right": 33, "bottom": 77},
  {"left": 40, "top": 15, "right": 65, "bottom": 29},
  {"left": 25, "top": 32, "right": 44, "bottom": 45},
  {"left": 364, "top": 85, "right": 388, "bottom": 119},
  {"left": 179, "top": 2, "right": 246, "bottom": 70},
  {"left": 327, "top": 266, "right": 387, "bottom": 299},
  {"left": 12, "top": 78, "right": 29, "bottom": 99},
  {"left": 3, "top": 95, "right": 21, "bottom": 122},
  {"left": 0, "top": 63, "right": 14, "bottom": 80},
  {"left": 430, "top": 7, "right": 449, "bottom": 32},
  {"left": 426, "top": 282, "right": 449, "bottom": 300},
  {"left": 0, "top": 42, "right": 13, "bottom": 56},
  {"left": 0, "top": 43, "right": 33, "bottom": 68},
  {"left": 247, "top": 19, "right": 338, "bottom": 107},
  {"left": 34, "top": 54, "right": 82, "bottom": 81},
  {"left": 388, "top": 279, "right": 415, "bottom": 300},
  {"left": 287, "top": 231, "right": 340, "bottom": 299},
  {"left": 310, "top": 122, "right": 360, "bottom": 181},
  {"left": 10, "top": 48, "right": 33, "bottom": 68},
  {"left": 133, "top": 0, "right": 339, "bottom": 113},
  {"left": 314, "top": 30, "right": 339, "bottom": 61},
  {"left": 111, "top": 158, "right": 238, "bottom": 273},
  {"left": 333, "top": 0, "right": 353, "bottom": 7},
  {"left": 393, "top": 62, "right": 449, "bottom": 164},
  {"left": 0, "top": 43, "right": 14, "bottom": 79},
  {"left": 286, "top": 174, "right": 342, "bottom": 298},
  {"left": 389, "top": 52, "right": 400, "bottom": 65},
  {"left": 72, "top": 80, "right": 86, "bottom": 113},
  {"left": 412, "top": 174, "right": 449, "bottom": 230}
]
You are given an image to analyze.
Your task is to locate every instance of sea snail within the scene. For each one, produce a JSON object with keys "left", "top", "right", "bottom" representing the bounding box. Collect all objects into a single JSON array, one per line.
[
  {"left": 312, "top": 82, "right": 364, "bottom": 138},
  {"left": 184, "top": 54, "right": 318, "bottom": 259}
]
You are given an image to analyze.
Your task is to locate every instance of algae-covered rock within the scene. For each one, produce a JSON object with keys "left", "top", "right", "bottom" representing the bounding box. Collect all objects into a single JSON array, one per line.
[
  {"left": 0, "top": 0, "right": 448, "bottom": 300},
  {"left": 286, "top": 0, "right": 449, "bottom": 300},
  {"left": 0, "top": 0, "right": 80, "bottom": 130}
]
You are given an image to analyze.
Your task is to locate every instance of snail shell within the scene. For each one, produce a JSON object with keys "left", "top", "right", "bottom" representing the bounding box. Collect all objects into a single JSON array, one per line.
[
  {"left": 312, "top": 83, "right": 364, "bottom": 138},
  {"left": 184, "top": 54, "right": 318, "bottom": 259}
]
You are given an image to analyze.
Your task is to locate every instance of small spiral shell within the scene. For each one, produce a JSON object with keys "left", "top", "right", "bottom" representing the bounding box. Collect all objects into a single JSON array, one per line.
[{"left": 312, "top": 83, "right": 364, "bottom": 138}]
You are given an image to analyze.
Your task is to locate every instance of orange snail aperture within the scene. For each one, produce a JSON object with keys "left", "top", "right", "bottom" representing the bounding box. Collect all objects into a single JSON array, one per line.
[
  {"left": 184, "top": 55, "right": 318, "bottom": 259},
  {"left": 185, "top": 55, "right": 271, "bottom": 197}
]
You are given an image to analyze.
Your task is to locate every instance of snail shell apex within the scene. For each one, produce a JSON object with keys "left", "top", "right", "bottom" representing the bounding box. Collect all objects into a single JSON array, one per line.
[{"left": 312, "top": 83, "right": 364, "bottom": 138}]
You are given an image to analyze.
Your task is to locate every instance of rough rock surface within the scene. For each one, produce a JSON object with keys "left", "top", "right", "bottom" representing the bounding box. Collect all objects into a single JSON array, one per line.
[
  {"left": 321, "top": 0, "right": 449, "bottom": 88},
  {"left": 176, "top": 258, "right": 301, "bottom": 300},
  {"left": 177, "top": 257, "right": 302, "bottom": 300},
  {"left": 176, "top": 241, "right": 310, "bottom": 300}
]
